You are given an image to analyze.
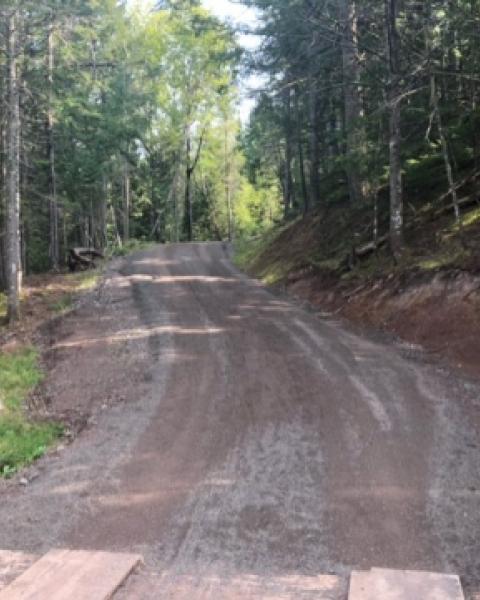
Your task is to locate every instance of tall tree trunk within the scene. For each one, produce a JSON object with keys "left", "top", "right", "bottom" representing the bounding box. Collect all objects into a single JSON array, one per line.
[
  {"left": 283, "top": 87, "right": 294, "bottom": 217},
  {"left": 294, "top": 87, "right": 309, "bottom": 214},
  {"left": 184, "top": 125, "right": 193, "bottom": 242},
  {"left": 6, "top": 12, "right": 22, "bottom": 322},
  {"left": 123, "top": 159, "right": 130, "bottom": 242},
  {"left": 183, "top": 124, "right": 204, "bottom": 242},
  {"left": 309, "top": 79, "right": 321, "bottom": 205},
  {"left": 340, "top": 0, "right": 365, "bottom": 203},
  {"left": 424, "top": 1, "right": 461, "bottom": 224},
  {"left": 385, "top": 0, "right": 404, "bottom": 259},
  {"left": 224, "top": 125, "right": 233, "bottom": 241},
  {"left": 47, "top": 24, "right": 59, "bottom": 270}
]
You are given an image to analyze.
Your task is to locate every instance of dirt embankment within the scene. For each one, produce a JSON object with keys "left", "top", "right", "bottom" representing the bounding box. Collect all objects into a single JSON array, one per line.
[
  {"left": 288, "top": 266, "right": 480, "bottom": 379},
  {"left": 240, "top": 208, "right": 480, "bottom": 380}
]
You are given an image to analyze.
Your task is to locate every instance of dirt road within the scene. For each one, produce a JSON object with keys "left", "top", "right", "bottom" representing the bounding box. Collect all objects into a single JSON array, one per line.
[{"left": 1, "top": 243, "right": 480, "bottom": 598}]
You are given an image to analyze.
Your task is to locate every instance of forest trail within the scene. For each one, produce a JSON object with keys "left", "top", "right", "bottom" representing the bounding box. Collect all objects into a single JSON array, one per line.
[{"left": 1, "top": 243, "right": 480, "bottom": 598}]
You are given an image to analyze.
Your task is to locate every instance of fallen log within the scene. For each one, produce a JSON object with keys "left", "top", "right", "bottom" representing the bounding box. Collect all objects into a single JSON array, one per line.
[
  {"left": 342, "top": 234, "right": 389, "bottom": 271},
  {"left": 353, "top": 234, "right": 389, "bottom": 259},
  {"left": 68, "top": 247, "right": 103, "bottom": 272}
]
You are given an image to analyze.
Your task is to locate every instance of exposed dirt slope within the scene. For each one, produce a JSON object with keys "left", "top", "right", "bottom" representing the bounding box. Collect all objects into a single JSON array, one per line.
[{"left": 239, "top": 206, "right": 480, "bottom": 378}]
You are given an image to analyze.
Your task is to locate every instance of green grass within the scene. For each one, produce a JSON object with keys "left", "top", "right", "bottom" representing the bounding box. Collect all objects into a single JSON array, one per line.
[
  {"left": 50, "top": 294, "right": 73, "bottom": 313},
  {"left": 108, "top": 239, "right": 154, "bottom": 257},
  {"left": 67, "top": 267, "right": 104, "bottom": 292},
  {"left": 0, "top": 348, "right": 43, "bottom": 411},
  {"left": 0, "top": 348, "right": 62, "bottom": 477},
  {"left": 0, "top": 415, "right": 62, "bottom": 477}
]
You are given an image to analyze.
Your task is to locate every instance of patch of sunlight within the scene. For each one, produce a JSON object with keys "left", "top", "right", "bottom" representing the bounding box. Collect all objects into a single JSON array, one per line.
[
  {"left": 52, "top": 324, "right": 226, "bottom": 350},
  {"left": 108, "top": 239, "right": 155, "bottom": 258},
  {"left": 0, "top": 293, "right": 6, "bottom": 320},
  {"left": 416, "top": 248, "right": 465, "bottom": 271},
  {"left": 260, "top": 262, "right": 292, "bottom": 285},
  {"left": 461, "top": 207, "right": 480, "bottom": 228},
  {"left": 49, "top": 294, "right": 73, "bottom": 313},
  {"left": 70, "top": 271, "right": 100, "bottom": 291}
]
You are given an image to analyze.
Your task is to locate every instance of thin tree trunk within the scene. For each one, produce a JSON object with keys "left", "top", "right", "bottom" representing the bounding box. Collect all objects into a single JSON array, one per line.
[
  {"left": 385, "top": 0, "right": 404, "bottom": 259},
  {"left": 424, "top": 0, "right": 461, "bottom": 225},
  {"left": 294, "top": 87, "right": 309, "bottom": 214},
  {"left": 184, "top": 126, "right": 193, "bottom": 241},
  {"left": 6, "top": 12, "right": 22, "bottom": 322},
  {"left": 309, "top": 78, "right": 321, "bottom": 205},
  {"left": 339, "top": 0, "right": 365, "bottom": 203},
  {"left": 283, "top": 87, "right": 294, "bottom": 217},
  {"left": 47, "top": 24, "right": 59, "bottom": 270},
  {"left": 224, "top": 125, "right": 233, "bottom": 241},
  {"left": 123, "top": 159, "right": 130, "bottom": 242},
  {"left": 183, "top": 124, "right": 204, "bottom": 242}
]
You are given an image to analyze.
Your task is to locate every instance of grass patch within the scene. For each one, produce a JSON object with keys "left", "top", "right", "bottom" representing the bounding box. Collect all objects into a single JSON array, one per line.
[
  {"left": 0, "top": 348, "right": 43, "bottom": 411},
  {"left": 50, "top": 294, "right": 73, "bottom": 313},
  {"left": 0, "top": 347, "right": 62, "bottom": 477},
  {"left": 108, "top": 239, "right": 154, "bottom": 257},
  {"left": 70, "top": 270, "right": 100, "bottom": 291},
  {"left": 0, "top": 415, "right": 62, "bottom": 477}
]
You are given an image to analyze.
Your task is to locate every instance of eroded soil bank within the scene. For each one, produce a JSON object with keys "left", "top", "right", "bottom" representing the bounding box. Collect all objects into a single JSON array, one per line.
[{"left": 286, "top": 266, "right": 480, "bottom": 380}]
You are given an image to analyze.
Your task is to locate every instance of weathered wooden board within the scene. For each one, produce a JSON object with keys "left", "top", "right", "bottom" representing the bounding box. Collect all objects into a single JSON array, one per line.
[
  {"left": 349, "top": 568, "right": 464, "bottom": 600},
  {"left": 0, "top": 549, "right": 142, "bottom": 600}
]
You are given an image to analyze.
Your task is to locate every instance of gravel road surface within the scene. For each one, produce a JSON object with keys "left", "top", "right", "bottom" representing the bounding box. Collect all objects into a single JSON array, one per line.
[{"left": 1, "top": 243, "right": 480, "bottom": 598}]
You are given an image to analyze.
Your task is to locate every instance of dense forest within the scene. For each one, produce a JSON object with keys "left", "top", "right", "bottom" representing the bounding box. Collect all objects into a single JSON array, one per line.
[
  {"left": 243, "top": 0, "right": 480, "bottom": 261},
  {"left": 1, "top": 0, "right": 480, "bottom": 322}
]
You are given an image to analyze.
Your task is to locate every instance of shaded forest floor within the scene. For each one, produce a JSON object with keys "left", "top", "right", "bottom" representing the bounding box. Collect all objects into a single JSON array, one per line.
[
  {"left": 0, "top": 270, "right": 100, "bottom": 350},
  {"left": 236, "top": 202, "right": 480, "bottom": 379}
]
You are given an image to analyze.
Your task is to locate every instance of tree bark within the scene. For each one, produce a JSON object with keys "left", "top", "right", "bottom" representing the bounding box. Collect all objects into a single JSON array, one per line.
[
  {"left": 224, "top": 124, "right": 233, "bottom": 241},
  {"left": 183, "top": 124, "right": 204, "bottom": 242},
  {"left": 385, "top": 0, "right": 404, "bottom": 259},
  {"left": 294, "top": 87, "right": 310, "bottom": 214},
  {"left": 339, "top": 0, "right": 366, "bottom": 203},
  {"left": 184, "top": 125, "right": 193, "bottom": 241},
  {"left": 47, "top": 24, "right": 59, "bottom": 270},
  {"left": 6, "top": 12, "right": 22, "bottom": 322},
  {"left": 123, "top": 159, "right": 130, "bottom": 242},
  {"left": 309, "top": 78, "right": 321, "bottom": 205},
  {"left": 283, "top": 86, "right": 295, "bottom": 217}
]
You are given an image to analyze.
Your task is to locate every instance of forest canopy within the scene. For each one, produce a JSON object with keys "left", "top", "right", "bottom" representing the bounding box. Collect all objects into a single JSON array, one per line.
[{"left": 1, "top": 0, "right": 480, "bottom": 321}]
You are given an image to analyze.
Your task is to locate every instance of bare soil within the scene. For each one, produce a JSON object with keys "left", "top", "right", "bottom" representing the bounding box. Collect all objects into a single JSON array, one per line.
[
  {"left": 0, "top": 244, "right": 480, "bottom": 598},
  {"left": 288, "top": 266, "right": 480, "bottom": 380}
]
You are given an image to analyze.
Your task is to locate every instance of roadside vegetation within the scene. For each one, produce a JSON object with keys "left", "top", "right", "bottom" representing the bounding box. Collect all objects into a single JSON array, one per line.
[
  {"left": 237, "top": 203, "right": 480, "bottom": 287},
  {"left": 0, "top": 348, "right": 62, "bottom": 477},
  {"left": 0, "top": 270, "right": 100, "bottom": 328}
]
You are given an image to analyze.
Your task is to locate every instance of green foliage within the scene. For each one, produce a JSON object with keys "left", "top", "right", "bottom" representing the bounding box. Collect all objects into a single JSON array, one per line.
[
  {"left": 0, "top": 348, "right": 43, "bottom": 412},
  {"left": 0, "top": 416, "right": 62, "bottom": 477},
  {"left": 50, "top": 294, "right": 73, "bottom": 313},
  {"left": 107, "top": 239, "right": 153, "bottom": 257},
  {"left": 0, "top": 348, "right": 62, "bottom": 476},
  {"left": 235, "top": 177, "right": 282, "bottom": 237}
]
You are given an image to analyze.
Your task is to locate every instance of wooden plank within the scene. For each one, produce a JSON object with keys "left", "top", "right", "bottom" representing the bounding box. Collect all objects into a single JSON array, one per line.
[
  {"left": 0, "top": 551, "right": 38, "bottom": 591},
  {"left": 349, "top": 568, "right": 464, "bottom": 600},
  {"left": 0, "top": 549, "right": 142, "bottom": 600},
  {"left": 115, "top": 570, "right": 346, "bottom": 599}
]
